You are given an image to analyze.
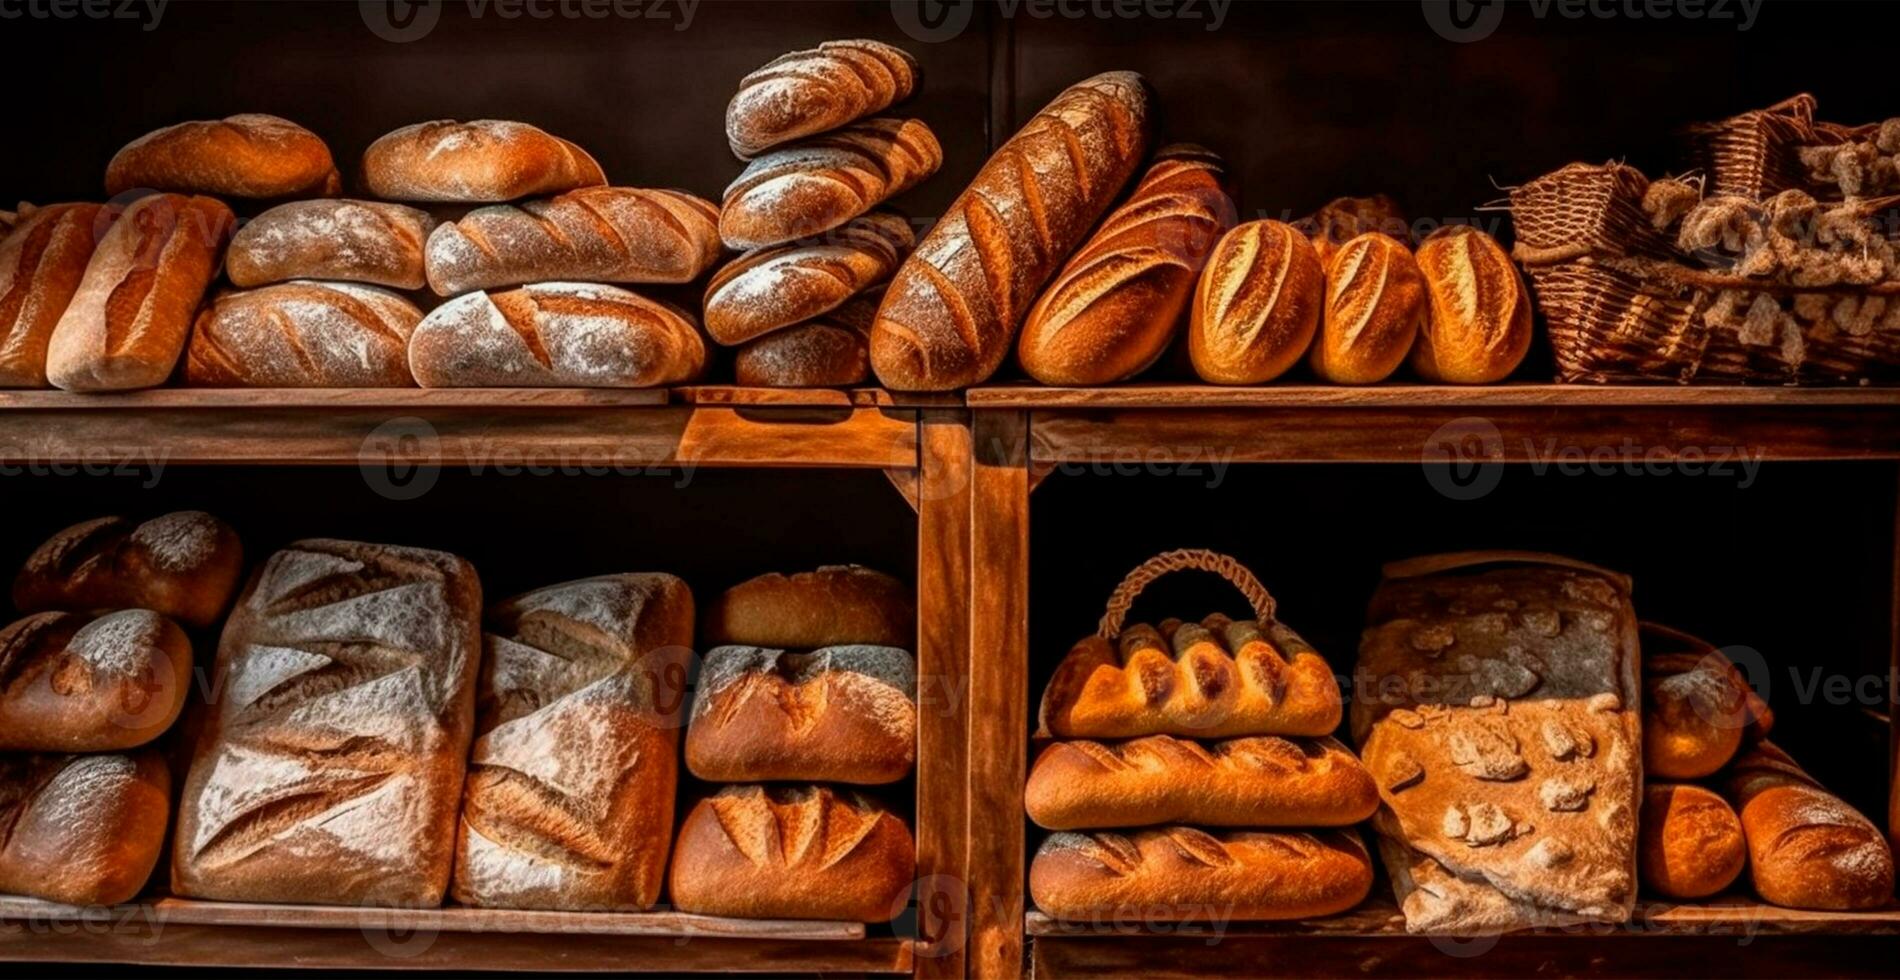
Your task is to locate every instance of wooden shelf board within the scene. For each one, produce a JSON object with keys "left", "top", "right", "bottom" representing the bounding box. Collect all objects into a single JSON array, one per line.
[
  {"left": 968, "top": 383, "right": 1900, "bottom": 408},
  {"left": 0, "top": 388, "right": 674, "bottom": 409},
  {"left": 672, "top": 385, "right": 963, "bottom": 409}
]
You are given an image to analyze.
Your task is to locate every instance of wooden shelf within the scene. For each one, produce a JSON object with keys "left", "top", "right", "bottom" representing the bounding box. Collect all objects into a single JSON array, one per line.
[{"left": 968, "top": 383, "right": 1900, "bottom": 408}]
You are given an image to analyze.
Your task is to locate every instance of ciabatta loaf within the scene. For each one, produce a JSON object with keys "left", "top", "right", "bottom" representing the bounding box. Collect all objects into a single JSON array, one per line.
[
  {"left": 227, "top": 200, "right": 435, "bottom": 290},
  {"left": 686, "top": 644, "right": 916, "bottom": 784},
  {"left": 425, "top": 187, "right": 722, "bottom": 296},
  {"left": 725, "top": 39, "right": 920, "bottom": 159},
  {"left": 704, "top": 210, "right": 912, "bottom": 345},
  {"left": 363, "top": 120, "right": 606, "bottom": 203},
  {"left": 719, "top": 118, "right": 940, "bottom": 251},
  {"left": 0, "top": 610, "right": 192, "bottom": 753},
  {"left": 14, "top": 511, "right": 244, "bottom": 630},
  {"left": 1030, "top": 827, "right": 1373, "bottom": 922},
  {"left": 106, "top": 115, "right": 338, "bottom": 199},
  {"left": 0, "top": 203, "right": 104, "bottom": 387},
  {"left": 408, "top": 283, "right": 706, "bottom": 388},
  {"left": 0, "top": 751, "right": 170, "bottom": 906},
  {"left": 187, "top": 282, "right": 422, "bottom": 387}
]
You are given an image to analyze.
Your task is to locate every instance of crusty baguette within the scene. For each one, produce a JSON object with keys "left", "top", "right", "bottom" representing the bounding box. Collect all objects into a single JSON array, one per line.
[
  {"left": 227, "top": 199, "right": 435, "bottom": 289},
  {"left": 105, "top": 114, "right": 337, "bottom": 199},
  {"left": 0, "top": 203, "right": 103, "bottom": 387},
  {"left": 14, "top": 511, "right": 244, "bottom": 630},
  {"left": 363, "top": 120, "right": 606, "bottom": 203},
  {"left": 0, "top": 751, "right": 170, "bottom": 906},
  {"left": 732, "top": 290, "right": 877, "bottom": 387},
  {"left": 1309, "top": 231, "right": 1426, "bottom": 384},
  {"left": 45, "top": 194, "right": 235, "bottom": 392},
  {"left": 426, "top": 187, "right": 722, "bottom": 296},
  {"left": 185, "top": 282, "right": 422, "bottom": 387},
  {"left": 1411, "top": 225, "right": 1532, "bottom": 383},
  {"left": 1189, "top": 220, "right": 1325, "bottom": 384},
  {"left": 408, "top": 282, "right": 706, "bottom": 388},
  {"left": 704, "top": 211, "right": 912, "bottom": 345},
  {"left": 870, "top": 72, "right": 1151, "bottom": 390},
  {"left": 1030, "top": 826, "right": 1372, "bottom": 922},
  {"left": 725, "top": 39, "right": 920, "bottom": 159},
  {"left": 702, "top": 565, "right": 913, "bottom": 649},
  {"left": 1724, "top": 742, "right": 1894, "bottom": 910},
  {"left": 1025, "top": 734, "right": 1377, "bottom": 830},
  {"left": 686, "top": 645, "right": 916, "bottom": 784},
  {"left": 1639, "top": 783, "right": 1745, "bottom": 900},
  {"left": 719, "top": 118, "right": 940, "bottom": 251},
  {"left": 0, "top": 610, "right": 192, "bottom": 753}
]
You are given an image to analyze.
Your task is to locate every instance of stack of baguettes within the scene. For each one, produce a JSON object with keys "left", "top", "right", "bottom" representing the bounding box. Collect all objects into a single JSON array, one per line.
[
  {"left": 706, "top": 39, "right": 941, "bottom": 387},
  {"left": 670, "top": 566, "right": 919, "bottom": 921}
]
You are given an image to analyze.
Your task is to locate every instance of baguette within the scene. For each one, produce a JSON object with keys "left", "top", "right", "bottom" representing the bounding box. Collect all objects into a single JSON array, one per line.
[
  {"left": 0, "top": 610, "right": 192, "bottom": 752},
  {"left": 425, "top": 187, "right": 722, "bottom": 296},
  {"left": 1030, "top": 827, "right": 1372, "bottom": 922},
  {"left": 186, "top": 282, "right": 422, "bottom": 387},
  {"left": 1309, "top": 231, "right": 1426, "bottom": 384},
  {"left": 408, "top": 282, "right": 706, "bottom": 388},
  {"left": 1724, "top": 742, "right": 1894, "bottom": 910},
  {"left": 870, "top": 72, "right": 1151, "bottom": 391},
  {"left": 105, "top": 114, "right": 337, "bottom": 199},
  {"left": 0, "top": 203, "right": 103, "bottom": 387},
  {"left": 725, "top": 39, "right": 920, "bottom": 159},
  {"left": 363, "top": 120, "right": 606, "bottom": 203},
  {"left": 704, "top": 210, "right": 912, "bottom": 345},
  {"left": 702, "top": 565, "right": 913, "bottom": 649},
  {"left": 719, "top": 118, "right": 940, "bottom": 251},
  {"left": 732, "top": 290, "right": 877, "bottom": 387},
  {"left": 0, "top": 751, "right": 170, "bottom": 906},
  {"left": 1639, "top": 783, "right": 1745, "bottom": 900},
  {"left": 226, "top": 199, "right": 435, "bottom": 289},
  {"left": 1411, "top": 225, "right": 1532, "bottom": 383},
  {"left": 14, "top": 511, "right": 244, "bottom": 630},
  {"left": 1189, "top": 220, "right": 1325, "bottom": 384},
  {"left": 686, "top": 644, "right": 916, "bottom": 784}
]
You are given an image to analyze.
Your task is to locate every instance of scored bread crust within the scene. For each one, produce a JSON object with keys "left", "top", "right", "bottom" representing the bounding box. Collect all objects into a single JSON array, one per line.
[
  {"left": 724, "top": 39, "right": 920, "bottom": 159},
  {"left": 718, "top": 118, "right": 940, "bottom": 251},
  {"left": 704, "top": 211, "right": 912, "bottom": 345},
  {"left": 1029, "top": 826, "right": 1373, "bottom": 922},
  {"left": 1310, "top": 231, "right": 1427, "bottom": 384},
  {"left": 1189, "top": 220, "right": 1325, "bottom": 385},
  {"left": 408, "top": 282, "right": 707, "bottom": 388},
  {"left": 1724, "top": 742, "right": 1895, "bottom": 910},
  {"left": 0, "top": 203, "right": 105, "bottom": 387},
  {"left": 732, "top": 294, "right": 875, "bottom": 388},
  {"left": 686, "top": 644, "right": 917, "bottom": 784},
  {"left": 425, "top": 187, "right": 721, "bottom": 296},
  {"left": 0, "top": 750, "right": 171, "bottom": 906},
  {"left": 701, "top": 565, "right": 913, "bottom": 649},
  {"left": 13, "top": 511, "right": 244, "bottom": 630},
  {"left": 227, "top": 199, "right": 436, "bottom": 290},
  {"left": 1298, "top": 194, "right": 1412, "bottom": 269},
  {"left": 105, "top": 114, "right": 337, "bottom": 199},
  {"left": 0, "top": 610, "right": 192, "bottom": 753},
  {"left": 1638, "top": 783, "right": 1745, "bottom": 900},
  {"left": 187, "top": 281, "right": 422, "bottom": 387},
  {"left": 1411, "top": 225, "right": 1532, "bottom": 383},
  {"left": 363, "top": 120, "right": 607, "bottom": 203}
]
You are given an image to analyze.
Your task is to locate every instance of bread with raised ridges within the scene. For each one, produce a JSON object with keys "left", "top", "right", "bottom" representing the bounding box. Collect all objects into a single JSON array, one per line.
[
  {"left": 227, "top": 200, "right": 435, "bottom": 290},
  {"left": 1189, "top": 220, "right": 1324, "bottom": 384},
  {"left": 704, "top": 210, "right": 912, "bottom": 345},
  {"left": 362, "top": 120, "right": 606, "bottom": 203},
  {"left": 106, "top": 115, "right": 337, "bottom": 199},
  {"left": 686, "top": 644, "right": 916, "bottom": 784},
  {"left": 408, "top": 282, "right": 706, "bottom": 388},
  {"left": 1030, "top": 826, "right": 1372, "bottom": 922},
  {"left": 425, "top": 187, "right": 721, "bottom": 296},
  {"left": 1411, "top": 225, "right": 1532, "bottom": 383},
  {"left": 1310, "top": 231, "right": 1426, "bottom": 384},
  {"left": 719, "top": 118, "right": 939, "bottom": 251},
  {"left": 14, "top": 511, "right": 243, "bottom": 630},
  {"left": 724, "top": 39, "right": 920, "bottom": 159},
  {"left": 187, "top": 281, "right": 422, "bottom": 387}
]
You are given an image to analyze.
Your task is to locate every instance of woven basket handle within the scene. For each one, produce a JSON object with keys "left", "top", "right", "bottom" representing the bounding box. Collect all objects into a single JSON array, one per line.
[{"left": 1097, "top": 549, "right": 1276, "bottom": 640}]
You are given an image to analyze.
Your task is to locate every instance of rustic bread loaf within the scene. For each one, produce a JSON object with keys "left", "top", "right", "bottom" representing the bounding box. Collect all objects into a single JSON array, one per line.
[
  {"left": 668, "top": 784, "right": 915, "bottom": 921},
  {"left": 718, "top": 118, "right": 940, "bottom": 251},
  {"left": 14, "top": 511, "right": 244, "bottom": 630},
  {"left": 0, "top": 203, "right": 104, "bottom": 388},
  {"left": 227, "top": 199, "right": 435, "bottom": 289},
  {"left": 105, "top": 115, "right": 337, "bottom": 199},
  {"left": 1411, "top": 225, "right": 1532, "bottom": 383},
  {"left": 725, "top": 39, "right": 920, "bottom": 159},
  {"left": 1298, "top": 194, "right": 1411, "bottom": 269},
  {"left": 1038, "top": 613, "right": 1341, "bottom": 740},
  {"left": 686, "top": 644, "right": 915, "bottom": 784},
  {"left": 453, "top": 574, "right": 694, "bottom": 912},
  {"left": 171, "top": 539, "right": 481, "bottom": 907},
  {"left": 425, "top": 187, "right": 722, "bottom": 296},
  {"left": 1189, "top": 220, "right": 1325, "bottom": 384},
  {"left": 0, "top": 610, "right": 191, "bottom": 753},
  {"left": 1030, "top": 827, "right": 1373, "bottom": 922},
  {"left": 1724, "top": 742, "right": 1894, "bottom": 910},
  {"left": 408, "top": 282, "right": 706, "bottom": 388},
  {"left": 1017, "top": 145, "right": 1236, "bottom": 386},
  {"left": 186, "top": 282, "right": 422, "bottom": 387},
  {"left": 45, "top": 194, "right": 235, "bottom": 392},
  {"left": 1644, "top": 648, "right": 1760, "bottom": 780},
  {"left": 732, "top": 290, "right": 877, "bottom": 387},
  {"left": 0, "top": 750, "right": 170, "bottom": 906},
  {"left": 1025, "top": 734, "right": 1377, "bottom": 831},
  {"left": 1639, "top": 783, "right": 1746, "bottom": 900},
  {"left": 870, "top": 72, "right": 1151, "bottom": 391},
  {"left": 704, "top": 210, "right": 912, "bottom": 345},
  {"left": 1310, "top": 231, "right": 1426, "bottom": 384},
  {"left": 362, "top": 120, "right": 606, "bottom": 203},
  {"left": 701, "top": 565, "right": 913, "bottom": 649},
  {"left": 1354, "top": 552, "right": 1642, "bottom": 934}
]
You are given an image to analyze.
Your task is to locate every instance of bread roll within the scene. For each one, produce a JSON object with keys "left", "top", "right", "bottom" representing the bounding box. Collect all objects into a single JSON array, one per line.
[
  {"left": 14, "top": 511, "right": 244, "bottom": 630},
  {"left": 45, "top": 194, "right": 235, "bottom": 391},
  {"left": 1309, "top": 232, "right": 1426, "bottom": 384},
  {"left": 0, "top": 751, "right": 170, "bottom": 906},
  {"left": 1017, "top": 145, "right": 1236, "bottom": 386},
  {"left": 870, "top": 72, "right": 1151, "bottom": 391},
  {"left": 408, "top": 282, "right": 706, "bottom": 388},
  {"left": 1411, "top": 225, "right": 1532, "bottom": 383},
  {"left": 0, "top": 203, "right": 104, "bottom": 388},
  {"left": 362, "top": 120, "right": 606, "bottom": 203},
  {"left": 1187, "top": 220, "right": 1324, "bottom": 384},
  {"left": 668, "top": 784, "right": 915, "bottom": 921},
  {"left": 172, "top": 539, "right": 481, "bottom": 907},
  {"left": 453, "top": 575, "right": 694, "bottom": 912},
  {"left": 186, "top": 282, "right": 422, "bottom": 387},
  {"left": 1639, "top": 783, "right": 1745, "bottom": 900},
  {"left": 718, "top": 118, "right": 940, "bottom": 251},
  {"left": 1299, "top": 194, "right": 1411, "bottom": 269},
  {"left": 1030, "top": 827, "right": 1372, "bottom": 922},
  {"left": 702, "top": 565, "right": 913, "bottom": 649},
  {"left": 1724, "top": 742, "right": 1894, "bottom": 910},
  {"left": 105, "top": 114, "right": 337, "bottom": 199},
  {"left": 425, "top": 187, "right": 722, "bottom": 296},
  {"left": 1644, "top": 648, "right": 1759, "bottom": 780},
  {"left": 725, "top": 39, "right": 920, "bottom": 159},
  {"left": 0, "top": 610, "right": 191, "bottom": 753},
  {"left": 704, "top": 210, "right": 912, "bottom": 345},
  {"left": 686, "top": 645, "right": 915, "bottom": 784},
  {"left": 226, "top": 199, "right": 435, "bottom": 289},
  {"left": 1025, "top": 734, "right": 1377, "bottom": 831},
  {"left": 732, "top": 291, "right": 876, "bottom": 387}
]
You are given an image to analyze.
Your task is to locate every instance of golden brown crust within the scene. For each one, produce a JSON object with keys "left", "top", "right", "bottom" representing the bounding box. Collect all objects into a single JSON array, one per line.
[
  {"left": 13, "top": 511, "right": 244, "bottom": 630},
  {"left": 1724, "top": 742, "right": 1895, "bottom": 910},
  {"left": 0, "top": 611, "right": 192, "bottom": 753},
  {"left": 719, "top": 119, "right": 940, "bottom": 251},
  {"left": 725, "top": 39, "right": 920, "bottom": 159},
  {"left": 1643, "top": 649, "right": 1756, "bottom": 779},
  {"left": 1030, "top": 826, "right": 1372, "bottom": 922},
  {"left": 1411, "top": 225, "right": 1532, "bottom": 384},
  {"left": 1189, "top": 221, "right": 1325, "bottom": 384},
  {"left": 685, "top": 645, "right": 915, "bottom": 784},
  {"left": 363, "top": 120, "right": 606, "bottom": 203},
  {"left": 732, "top": 312, "right": 871, "bottom": 387},
  {"left": 1309, "top": 232, "right": 1426, "bottom": 384},
  {"left": 425, "top": 187, "right": 721, "bottom": 296},
  {"left": 1639, "top": 783, "right": 1745, "bottom": 900},
  {"left": 701, "top": 565, "right": 913, "bottom": 649},
  {"left": 0, "top": 203, "right": 104, "bottom": 388},
  {"left": 1297, "top": 194, "right": 1412, "bottom": 269},
  {"left": 227, "top": 199, "right": 436, "bottom": 290},
  {"left": 704, "top": 211, "right": 912, "bottom": 345},
  {"left": 105, "top": 115, "right": 336, "bottom": 199},
  {"left": 186, "top": 282, "right": 421, "bottom": 387},
  {"left": 408, "top": 283, "right": 706, "bottom": 388},
  {"left": 0, "top": 750, "right": 171, "bottom": 906}
]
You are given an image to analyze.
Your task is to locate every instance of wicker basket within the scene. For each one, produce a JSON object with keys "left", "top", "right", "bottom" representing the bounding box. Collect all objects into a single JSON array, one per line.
[
  {"left": 1686, "top": 94, "right": 1877, "bottom": 202},
  {"left": 1095, "top": 548, "right": 1277, "bottom": 640}
]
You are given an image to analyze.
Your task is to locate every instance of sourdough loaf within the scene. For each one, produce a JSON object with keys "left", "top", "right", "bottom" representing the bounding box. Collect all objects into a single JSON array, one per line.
[
  {"left": 704, "top": 210, "right": 912, "bottom": 345},
  {"left": 719, "top": 118, "right": 940, "bottom": 251},
  {"left": 1189, "top": 220, "right": 1325, "bottom": 384},
  {"left": 725, "top": 39, "right": 920, "bottom": 159},
  {"left": 363, "top": 120, "right": 606, "bottom": 203},
  {"left": 686, "top": 644, "right": 916, "bottom": 784},
  {"left": 1639, "top": 783, "right": 1745, "bottom": 900},
  {"left": 732, "top": 290, "right": 876, "bottom": 387},
  {"left": 1724, "top": 742, "right": 1894, "bottom": 910},
  {"left": 702, "top": 565, "right": 913, "bottom": 649},
  {"left": 187, "top": 282, "right": 422, "bottom": 387},
  {"left": 1030, "top": 827, "right": 1373, "bottom": 922},
  {"left": 425, "top": 187, "right": 722, "bottom": 296},
  {"left": 14, "top": 511, "right": 243, "bottom": 630},
  {"left": 408, "top": 282, "right": 706, "bottom": 388},
  {"left": 1411, "top": 225, "right": 1532, "bottom": 383},
  {"left": 0, "top": 203, "right": 104, "bottom": 387},
  {"left": 0, "top": 610, "right": 192, "bottom": 752},
  {"left": 105, "top": 115, "right": 337, "bottom": 199},
  {"left": 0, "top": 751, "right": 170, "bottom": 906},
  {"left": 1310, "top": 231, "right": 1426, "bottom": 384},
  {"left": 227, "top": 200, "right": 435, "bottom": 290}
]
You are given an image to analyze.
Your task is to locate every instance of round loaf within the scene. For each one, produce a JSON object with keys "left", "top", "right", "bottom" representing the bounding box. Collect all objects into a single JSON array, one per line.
[
  {"left": 1411, "top": 225, "right": 1532, "bottom": 383},
  {"left": 187, "top": 281, "right": 422, "bottom": 387},
  {"left": 0, "top": 203, "right": 104, "bottom": 388},
  {"left": 14, "top": 511, "right": 244, "bottom": 630},
  {"left": 227, "top": 199, "right": 435, "bottom": 289},
  {"left": 1644, "top": 650, "right": 1754, "bottom": 780},
  {"left": 686, "top": 645, "right": 916, "bottom": 784},
  {"left": 105, "top": 114, "right": 337, "bottom": 199},
  {"left": 1726, "top": 744, "right": 1895, "bottom": 910},
  {"left": 425, "top": 187, "right": 722, "bottom": 296},
  {"left": 408, "top": 283, "right": 706, "bottom": 388},
  {"left": 1030, "top": 826, "right": 1373, "bottom": 922},
  {"left": 1310, "top": 232, "right": 1426, "bottom": 384},
  {"left": 0, "top": 750, "right": 171, "bottom": 906},
  {"left": 362, "top": 120, "right": 606, "bottom": 203},
  {"left": 701, "top": 565, "right": 913, "bottom": 649},
  {"left": 733, "top": 300, "right": 874, "bottom": 387},
  {"left": 725, "top": 39, "right": 920, "bottom": 159},
  {"left": 704, "top": 211, "right": 913, "bottom": 345},
  {"left": 1639, "top": 783, "right": 1746, "bottom": 899},
  {"left": 719, "top": 118, "right": 941, "bottom": 251},
  {"left": 1300, "top": 194, "right": 1411, "bottom": 269},
  {"left": 1189, "top": 220, "right": 1325, "bottom": 384},
  {"left": 0, "top": 611, "right": 192, "bottom": 753}
]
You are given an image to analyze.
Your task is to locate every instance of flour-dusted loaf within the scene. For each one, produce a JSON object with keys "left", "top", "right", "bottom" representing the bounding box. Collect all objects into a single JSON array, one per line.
[
  {"left": 105, "top": 114, "right": 338, "bottom": 199},
  {"left": 1354, "top": 552, "right": 1642, "bottom": 935},
  {"left": 186, "top": 282, "right": 422, "bottom": 387},
  {"left": 718, "top": 118, "right": 940, "bottom": 251},
  {"left": 45, "top": 194, "right": 235, "bottom": 392},
  {"left": 701, "top": 565, "right": 913, "bottom": 649},
  {"left": 14, "top": 511, "right": 244, "bottom": 630},
  {"left": 704, "top": 210, "right": 912, "bottom": 345},
  {"left": 1411, "top": 225, "right": 1532, "bottom": 384},
  {"left": 227, "top": 199, "right": 435, "bottom": 290},
  {"left": 1639, "top": 783, "right": 1746, "bottom": 900},
  {"left": 725, "top": 39, "right": 920, "bottom": 159},
  {"left": 453, "top": 574, "right": 694, "bottom": 911},
  {"left": 1724, "top": 742, "right": 1894, "bottom": 910},
  {"left": 1310, "top": 231, "right": 1426, "bottom": 384},
  {"left": 363, "top": 120, "right": 606, "bottom": 203},
  {"left": 1025, "top": 734, "right": 1377, "bottom": 831},
  {"left": 0, "top": 203, "right": 104, "bottom": 388},
  {"left": 870, "top": 72, "right": 1151, "bottom": 390},
  {"left": 732, "top": 290, "right": 877, "bottom": 387},
  {"left": 1030, "top": 826, "right": 1373, "bottom": 922},
  {"left": 171, "top": 539, "right": 482, "bottom": 907},
  {"left": 1017, "top": 145, "right": 1236, "bottom": 386},
  {"left": 1189, "top": 220, "right": 1325, "bottom": 384},
  {"left": 408, "top": 282, "right": 706, "bottom": 388},
  {"left": 425, "top": 187, "right": 722, "bottom": 296},
  {"left": 0, "top": 610, "right": 191, "bottom": 753},
  {"left": 0, "top": 751, "right": 170, "bottom": 906},
  {"left": 668, "top": 784, "right": 915, "bottom": 921},
  {"left": 1643, "top": 639, "right": 1767, "bottom": 780},
  {"left": 1298, "top": 194, "right": 1411, "bottom": 269},
  {"left": 686, "top": 645, "right": 915, "bottom": 784}
]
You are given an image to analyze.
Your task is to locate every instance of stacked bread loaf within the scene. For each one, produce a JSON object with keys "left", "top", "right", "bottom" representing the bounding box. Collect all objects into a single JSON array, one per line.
[{"left": 670, "top": 566, "right": 918, "bottom": 921}]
